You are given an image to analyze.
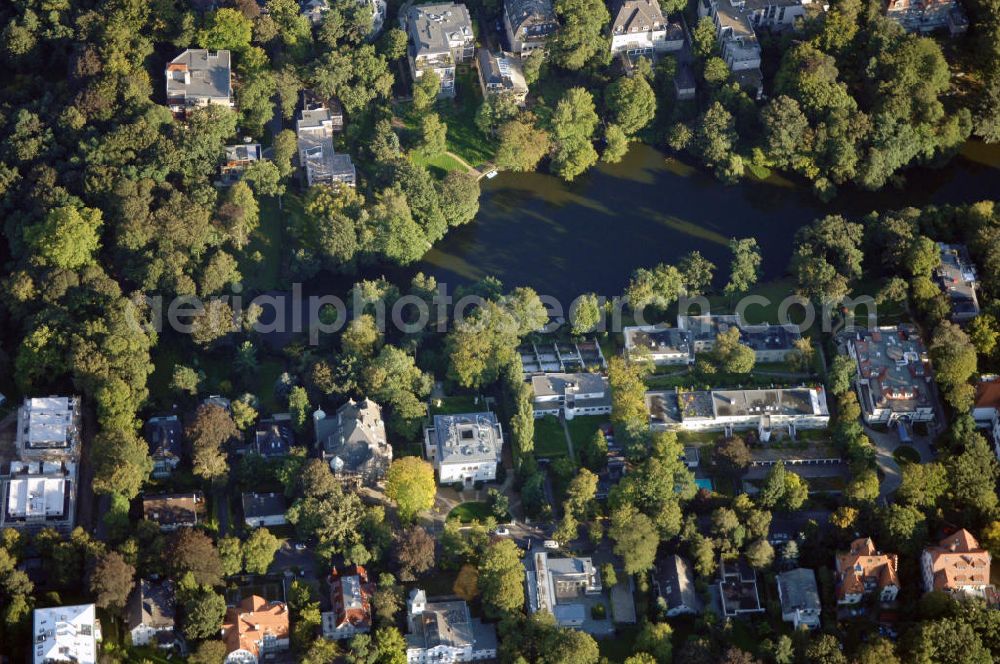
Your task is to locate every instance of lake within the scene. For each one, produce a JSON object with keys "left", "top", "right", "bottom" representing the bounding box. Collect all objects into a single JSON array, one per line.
[{"left": 396, "top": 141, "right": 1000, "bottom": 303}]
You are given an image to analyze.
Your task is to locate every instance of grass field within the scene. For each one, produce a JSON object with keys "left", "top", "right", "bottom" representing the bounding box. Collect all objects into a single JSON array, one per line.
[
  {"left": 534, "top": 414, "right": 570, "bottom": 458},
  {"left": 436, "top": 67, "right": 495, "bottom": 167},
  {"left": 430, "top": 395, "right": 485, "bottom": 415},
  {"left": 242, "top": 192, "right": 299, "bottom": 292},
  {"left": 566, "top": 415, "right": 606, "bottom": 451},
  {"left": 411, "top": 150, "right": 469, "bottom": 178},
  {"left": 448, "top": 501, "right": 492, "bottom": 523}
]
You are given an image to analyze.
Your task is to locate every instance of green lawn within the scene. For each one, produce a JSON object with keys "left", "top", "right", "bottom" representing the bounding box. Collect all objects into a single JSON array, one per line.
[
  {"left": 430, "top": 395, "right": 485, "bottom": 415},
  {"left": 241, "top": 192, "right": 300, "bottom": 293},
  {"left": 411, "top": 150, "right": 469, "bottom": 178},
  {"left": 533, "top": 415, "right": 570, "bottom": 458},
  {"left": 447, "top": 501, "right": 492, "bottom": 523},
  {"left": 705, "top": 279, "right": 804, "bottom": 325},
  {"left": 566, "top": 415, "right": 607, "bottom": 450},
  {"left": 598, "top": 625, "right": 640, "bottom": 662},
  {"left": 435, "top": 66, "right": 495, "bottom": 167},
  {"left": 893, "top": 445, "right": 921, "bottom": 464}
]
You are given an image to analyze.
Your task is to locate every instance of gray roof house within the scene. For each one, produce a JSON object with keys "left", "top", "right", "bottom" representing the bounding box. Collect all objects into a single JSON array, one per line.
[
  {"left": 314, "top": 399, "right": 392, "bottom": 486},
  {"left": 525, "top": 550, "right": 604, "bottom": 630},
  {"left": 610, "top": 0, "right": 684, "bottom": 56},
  {"left": 144, "top": 415, "right": 182, "bottom": 478},
  {"left": 406, "top": 3, "right": 475, "bottom": 97},
  {"left": 476, "top": 49, "right": 528, "bottom": 105},
  {"left": 165, "top": 49, "right": 233, "bottom": 115},
  {"left": 127, "top": 579, "right": 176, "bottom": 649},
  {"left": 503, "top": 0, "right": 558, "bottom": 55},
  {"left": 405, "top": 589, "right": 498, "bottom": 662},
  {"left": 424, "top": 412, "right": 503, "bottom": 486},
  {"left": 242, "top": 492, "right": 289, "bottom": 528},
  {"left": 254, "top": 414, "right": 295, "bottom": 458},
  {"left": 777, "top": 568, "right": 821, "bottom": 630},
  {"left": 220, "top": 143, "right": 263, "bottom": 185},
  {"left": 296, "top": 104, "right": 356, "bottom": 187},
  {"left": 652, "top": 554, "right": 702, "bottom": 617}
]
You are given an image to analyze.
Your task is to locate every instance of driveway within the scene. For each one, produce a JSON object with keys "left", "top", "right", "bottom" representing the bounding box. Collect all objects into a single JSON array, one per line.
[{"left": 865, "top": 424, "right": 935, "bottom": 500}]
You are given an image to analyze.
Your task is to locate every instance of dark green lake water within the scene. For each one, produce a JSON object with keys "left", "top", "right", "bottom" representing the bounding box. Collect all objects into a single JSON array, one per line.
[{"left": 401, "top": 141, "right": 1000, "bottom": 302}]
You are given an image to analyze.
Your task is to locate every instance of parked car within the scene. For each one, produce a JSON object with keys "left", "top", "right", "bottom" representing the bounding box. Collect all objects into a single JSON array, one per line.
[
  {"left": 494, "top": 526, "right": 510, "bottom": 536},
  {"left": 294, "top": 542, "right": 307, "bottom": 551},
  {"left": 543, "top": 540, "right": 559, "bottom": 549}
]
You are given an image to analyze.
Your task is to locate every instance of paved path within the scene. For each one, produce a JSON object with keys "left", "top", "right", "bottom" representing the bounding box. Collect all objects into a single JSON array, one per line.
[
  {"left": 559, "top": 417, "right": 576, "bottom": 463},
  {"left": 865, "top": 424, "right": 935, "bottom": 500}
]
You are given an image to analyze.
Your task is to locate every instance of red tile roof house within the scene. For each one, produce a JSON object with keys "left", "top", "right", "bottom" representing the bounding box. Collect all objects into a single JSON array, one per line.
[
  {"left": 835, "top": 538, "right": 899, "bottom": 605},
  {"left": 322, "top": 565, "right": 375, "bottom": 640},
  {"left": 920, "top": 530, "right": 996, "bottom": 604},
  {"left": 220, "top": 596, "right": 289, "bottom": 664}
]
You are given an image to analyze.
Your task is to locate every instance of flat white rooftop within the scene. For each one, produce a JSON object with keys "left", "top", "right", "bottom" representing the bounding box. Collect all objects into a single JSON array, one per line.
[{"left": 33, "top": 604, "right": 98, "bottom": 664}]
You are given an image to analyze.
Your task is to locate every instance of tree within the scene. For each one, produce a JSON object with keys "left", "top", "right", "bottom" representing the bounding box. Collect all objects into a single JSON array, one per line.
[
  {"left": 692, "top": 16, "right": 717, "bottom": 58},
  {"left": 550, "top": 87, "right": 600, "bottom": 181},
  {"left": 90, "top": 428, "right": 153, "bottom": 500},
  {"left": 930, "top": 321, "right": 977, "bottom": 411},
  {"left": 845, "top": 468, "right": 880, "bottom": 504},
  {"left": 24, "top": 205, "right": 102, "bottom": 270},
  {"left": 385, "top": 457, "right": 436, "bottom": 522},
  {"left": 805, "top": 634, "right": 846, "bottom": 664},
  {"left": 170, "top": 365, "right": 202, "bottom": 395},
  {"left": 187, "top": 404, "right": 238, "bottom": 480},
  {"left": 897, "top": 462, "right": 948, "bottom": 508},
  {"left": 602, "top": 124, "right": 629, "bottom": 164},
  {"left": 609, "top": 504, "right": 659, "bottom": 574},
  {"left": 185, "top": 641, "right": 227, "bottom": 664},
  {"left": 478, "top": 539, "right": 525, "bottom": 618},
  {"left": 570, "top": 293, "right": 602, "bottom": 335},
  {"left": 713, "top": 437, "right": 750, "bottom": 480},
  {"left": 713, "top": 326, "right": 756, "bottom": 373},
  {"left": 827, "top": 354, "right": 855, "bottom": 396},
  {"left": 412, "top": 70, "right": 441, "bottom": 112},
  {"left": 302, "top": 638, "right": 342, "bottom": 664},
  {"left": 183, "top": 588, "right": 227, "bottom": 640},
  {"left": 601, "top": 563, "right": 618, "bottom": 589},
  {"left": 417, "top": 113, "right": 448, "bottom": 157},
  {"left": 635, "top": 621, "right": 672, "bottom": 663},
  {"left": 395, "top": 526, "right": 435, "bottom": 581},
  {"left": 909, "top": 617, "right": 992, "bottom": 664},
  {"left": 89, "top": 551, "right": 134, "bottom": 613},
  {"left": 626, "top": 263, "right": 684, "bottom": 311},
  {"left": 243, "top": 528, "right": 281, "bottom": 574},
  {"left": 218, "top": 536, "right": 243, "bottom": 577},
  {"left": 496, "top": 117, "right": 550, "bottom": 172},
  {"left": 758, "top": 461, "right": 787, "bottom": 508},
  {"left": 198, "top": 8, "right": 253, "bottom": 51},
  {"left": 782, "top": 470, "right": 808, "bottom": 510},
  {"left": 439, "top": 171, "right": 480, "bottom": 227},
  {"left": 946, "top": 434, "right": 1000, "bottom": 519},
  {"left": 453, "top": 564, "right": 479, "bottom": 601},
  {"left": 694, "top": 103, "right": 737, "bottom": 170},
  {"left": 551, "top": 0, "right": 610, "bottom": 70},
  {"left": 168, "top": 529, "right": 224, "bottom": 587},
  {"left": 244, "top": 160, "right": 285, "bottom": 197},
  {"left": 744, "top": 538, "right": 774, "bottom": 569},
  {"left": 605, "top": 75, "right": 656, "bottom": 136},
  {"left": 880, "top": 503, "right": 928, "bottom": 557},
  {"left": 854, "top": 638, "right": 900, "bottom": 664},
  {"left": 679, "top": 251, "right": 716, "bottom": 296},
  {"left": 724, "top": 238, "right": 762, "bottom": 297},
  {"left": 288, "top": 386, "right": 310, "bottom": 432}
]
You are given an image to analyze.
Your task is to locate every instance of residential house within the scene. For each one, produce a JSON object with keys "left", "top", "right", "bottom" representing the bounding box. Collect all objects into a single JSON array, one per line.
[
  {"left": 844, "top": 325, "right": 936, "bottom": 425},
  {"left": 972, "top": 378, "right": 1000, "bottom": 458},
  {"left": 404, "top": 589, "right": 498, "bottom": 663},
  {"left": 674, "top": 62, "right": 697, "bottom": 100},
  {"left": 886, "top": 0, "right": 968, "bottom": 34},
  {"left": 596, "top": 454, "right": 627, "bottom": 500},
  {"left": 142, "top": 493, "right": 206, "bottom": 531},
  {"left": 144, "top": 415, "right": 182, "bottom": 478},
  {"left": 519, "top": 338, "right": 607, "bottom": 374},
  {"left": 1, "top": 460, "right": 77, "bottom": 533},
  {"left": 242, "top": 492, "right": 288, "bottom": 528},
  {"left": 677, "top": 314, "right": 803, "bottom": 363},
  {"left": 220, "top": 143, "right": 263, "bottom": 185},
  {"left": 314, "top": 399, "right": 392, "bottom": 486},
  {"left": 610, "top": 0, "right": 684, "bottom": 57},
  {"left": 698, "top": 0, "right": 763, "bottom": 98},
  {"left": 304, "top": 0, "right": 387, "bottom": 34},
  {"left": 503, "top": 0, "right": 557, "bottom": 55},
  {"left": 777, "top": 568, "right": 820, "bottom": 629},
  {"left": 681, "top": 446, "right": 700, "bottom": 469},
  {"left": 651, "top": 554, "right": 702, "bottom": 616},
  {"left": 935, "top": 243, "right": 980, "bottom": 322},
  {"left": 476, "top": 49, "right": 528, "bottom": 105},
  {"left": 746, "top": 0, "right": 807, "bottom": 29},
  {"left": 32, "top": 604, "right": 101, "bottom": 664},
  {"left": 254, "top": 414, "right": 294, "bottom": 458},
  {"left": 424, "top": 412, "right": 504, "bottom": 486},
  {"left": 921, "top": 529, "right": 995, "bottom": 601},
  {"left": 623, "top": 325, "right": 693, "bottom": 365},
  {"left": 322, "top": 565, "right": 375, "bottom": 640},
  {"left": 647, "top": 386, "right": 830, "bottom": 434},
  {"left": 165, "top": 49, "right": 233, "bottom": 116},
  {"left": 297, "top": 104, "right": 356, "bottom": 187},
  {"left": 16, "top": 396, "right": 82, "bottom": 462},
  {"left": 835, "top": 537, "right": 899, "bottom": 604},
  {"left": 531, "top": 372, "right": 612, "bottom": 420},
  {"left": 406, "top": 3, "right": 475, "bottom": 97},
  {"left": 221, "top": 596, "right": 290, "bottom": 664},
  {"left": 526, "top": 551, "right": 603, "bottom": 628},
  {"left": 717, "top": 557, "right": 764, "bottom": 617},
  {"left": 127, "top": 580, "right": 176, "bottom": 649}
]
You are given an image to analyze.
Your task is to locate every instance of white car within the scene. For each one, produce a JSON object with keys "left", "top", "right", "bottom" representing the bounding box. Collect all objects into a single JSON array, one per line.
[
  {"left": 294, "top": 543, "right": 307, "bottom": 551},
  {"left": 494, "top": 527, "right": 510, "bottom": 537},
  {"left": 543, "top": 540, "right": 559, "bottom": 549}
]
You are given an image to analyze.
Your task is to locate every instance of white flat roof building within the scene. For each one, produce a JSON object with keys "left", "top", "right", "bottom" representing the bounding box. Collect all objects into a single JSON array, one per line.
[
  {"left": 16, "top": 396, "right": 81, "bottom": 460},
  {"left": 33, "top": 604, "right": 100, "bottom": 664},
  {"left": 2, "top": 460, "right": 77, "bottom": 532},
  {"left": 424, "top": 412, "right": 503, "bottom": 486}
]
